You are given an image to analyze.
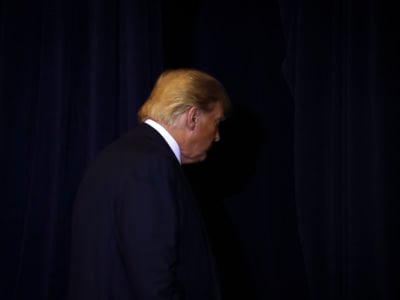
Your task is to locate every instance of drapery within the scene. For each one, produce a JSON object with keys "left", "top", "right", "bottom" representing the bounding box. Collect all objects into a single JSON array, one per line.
[
  {"left": 1, "top": 1, "right": 163, "bottom": 299},
  {"left": 1, "top": 0, "right": 399, "bottom": 299},
  {"left": 279, "top": 0, "right": 400, "bottom": 299}
]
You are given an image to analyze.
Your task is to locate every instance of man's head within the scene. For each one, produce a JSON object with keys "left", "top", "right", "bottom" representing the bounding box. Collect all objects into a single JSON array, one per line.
[{"left": 138, "top": 68, "right": 232, "bottom": 164}]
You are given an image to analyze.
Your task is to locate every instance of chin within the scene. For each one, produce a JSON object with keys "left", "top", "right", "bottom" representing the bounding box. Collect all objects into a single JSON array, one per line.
[
  {"left": 193, "top": 156, "right": 207, "bottom": 164},
  {"left": 183, "top": 154, "right": 207, "bottom": 164},
  {"left": 199, "top": 153, "right": 207, "bottom": 161},
  {"left": 197, "top": 157, "right": 206, "bottom": 163}
]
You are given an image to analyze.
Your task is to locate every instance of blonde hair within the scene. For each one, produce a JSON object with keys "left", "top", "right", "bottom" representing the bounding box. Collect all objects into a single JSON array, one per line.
[{"left": 138, "top": 68, "right": 231, "bottom": 125}]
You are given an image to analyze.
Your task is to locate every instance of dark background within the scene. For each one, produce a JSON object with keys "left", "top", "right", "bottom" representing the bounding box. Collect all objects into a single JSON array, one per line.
[{"left": 1, "top": 0, "right": 399, "bottom": 299}]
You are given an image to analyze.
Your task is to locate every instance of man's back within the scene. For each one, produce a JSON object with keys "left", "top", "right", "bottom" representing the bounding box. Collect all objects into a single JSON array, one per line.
[{"left": 68, "top": 123, "right": 221, "bottom": 300}]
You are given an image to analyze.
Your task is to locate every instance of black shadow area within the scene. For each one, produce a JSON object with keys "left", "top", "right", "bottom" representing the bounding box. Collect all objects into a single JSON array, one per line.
[{"left": 183, "top": 106, "right": 265, "bottom": 300}]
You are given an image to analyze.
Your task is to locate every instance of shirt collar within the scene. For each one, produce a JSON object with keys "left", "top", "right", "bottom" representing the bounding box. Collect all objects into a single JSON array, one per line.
[{"left": 144, "top": 119, "right": 181, "bottom": 164}]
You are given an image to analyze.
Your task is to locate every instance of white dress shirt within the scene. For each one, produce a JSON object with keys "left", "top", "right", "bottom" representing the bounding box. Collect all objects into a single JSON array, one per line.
[{"left": 144, "top": 119, "right": 181, "bottom": 164}]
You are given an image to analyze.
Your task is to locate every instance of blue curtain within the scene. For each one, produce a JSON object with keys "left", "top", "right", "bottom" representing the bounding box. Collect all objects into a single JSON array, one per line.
[
  {"left": 1, "top": 1, "right": 163, "bottom": 299},
  {"left": 1, "top": 0, "right": 399, "bottom": 300},
  {"left": 279, "top": 0, "right": 400, "bottom": 299}
]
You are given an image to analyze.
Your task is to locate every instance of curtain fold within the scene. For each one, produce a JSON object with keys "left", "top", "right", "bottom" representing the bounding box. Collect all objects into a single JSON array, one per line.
[
  {"left": 279, "top": 0, "right": 400, "bottom": 299},
  {"left": 2, "top": 0, "right": 399, "bottom": 299},
  {"left": 1, "top": 1, "right": 163, "bottom": 299}
]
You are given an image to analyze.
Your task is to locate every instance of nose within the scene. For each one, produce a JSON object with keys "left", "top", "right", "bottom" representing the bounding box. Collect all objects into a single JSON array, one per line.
[{"left": 214, "top": 130, "right": 220, "bottom": 142}]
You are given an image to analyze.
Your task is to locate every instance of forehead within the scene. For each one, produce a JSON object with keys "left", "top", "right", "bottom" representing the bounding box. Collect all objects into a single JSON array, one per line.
[{"left": 209, "top": 101, "right": 225, "bottom": 118}]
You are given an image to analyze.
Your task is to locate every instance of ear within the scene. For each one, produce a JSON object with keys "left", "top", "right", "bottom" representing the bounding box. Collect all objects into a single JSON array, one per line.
[{"left": 186, "top": 106, "right": 199, "bottom": 130}]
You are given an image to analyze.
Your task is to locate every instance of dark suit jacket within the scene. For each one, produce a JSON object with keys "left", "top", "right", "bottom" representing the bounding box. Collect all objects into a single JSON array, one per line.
[{"left": 68, "top": 123, "right": 221, "bottom": 300}]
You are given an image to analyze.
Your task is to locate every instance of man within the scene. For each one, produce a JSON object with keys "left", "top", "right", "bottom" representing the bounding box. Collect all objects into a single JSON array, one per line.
[{"left": 68, "top": 68, "right": 232, "bottom": 300}]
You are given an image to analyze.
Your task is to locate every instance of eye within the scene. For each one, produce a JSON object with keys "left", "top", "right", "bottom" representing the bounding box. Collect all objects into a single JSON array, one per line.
[{"left": 215, "top": 117, "right": 225, "bottom": 127}]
